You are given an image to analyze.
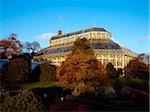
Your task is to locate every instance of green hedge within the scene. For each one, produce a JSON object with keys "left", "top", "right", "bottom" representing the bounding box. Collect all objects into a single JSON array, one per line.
[
  {"left": 127, "top": 78, "right": 148, "bottom": 92},
  {"left": 32, "top": 62, "right": 56, "bottom": 82},
  {"left": 109, "top": 77, "right": 149, "bottom": 92},
  {"left": 109, "top": 78, "right": 127, "bottom": 90}
]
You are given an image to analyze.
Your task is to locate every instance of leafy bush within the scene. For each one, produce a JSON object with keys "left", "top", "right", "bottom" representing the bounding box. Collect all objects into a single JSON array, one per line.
[
  {"left": 0, "top": 90, "right": 43, "bottom": 112},
  {"left": 32, "top": 62, "right": 56, "bottom": 82},
  {"left": 127, "top": 78, "right": 149, "bottom": 92},
  {"left": 109, "top": 78, "right": 127, "bottom": 91},
  {"left": 106, "top": 63, "right": 119, "bottom": 79},
  {"left": 97, "top": 86, "right": 117, "bottom": 99},
  {"left": 49, "top": 98, "right": 88, "bottom": 111},
  {"left": 125, "top": 58, "right": 149, "bottom": 80},
  {"left": 1, "top": 55, "right": 31, "bottom": 87}
]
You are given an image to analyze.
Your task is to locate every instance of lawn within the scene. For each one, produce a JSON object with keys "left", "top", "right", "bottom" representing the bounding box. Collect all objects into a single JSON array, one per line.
[
  {"left": 22, "top": 81, "right": 61, "bottom": 89},
  {"left": 3, "top": 81, "right": 61, "bottom": 90}
]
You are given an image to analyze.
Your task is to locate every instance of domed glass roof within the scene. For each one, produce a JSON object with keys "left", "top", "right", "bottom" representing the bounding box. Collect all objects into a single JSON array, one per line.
[
  {"left": 90, "top": 40, "right": 121, "bottom": 49},
  {"left": 37, "top": 40, "right": 122, "bottom": 55}
]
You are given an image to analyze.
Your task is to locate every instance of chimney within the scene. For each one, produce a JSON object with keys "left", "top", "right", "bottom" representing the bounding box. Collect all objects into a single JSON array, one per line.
[{"left": 58, "top": 30, "right": 62, "bottom": 36}]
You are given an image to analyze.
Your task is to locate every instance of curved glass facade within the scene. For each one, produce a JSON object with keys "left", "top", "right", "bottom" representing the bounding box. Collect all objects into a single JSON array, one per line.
[{"left": 34, "top": 27, "right": 137, "bottom": 68}]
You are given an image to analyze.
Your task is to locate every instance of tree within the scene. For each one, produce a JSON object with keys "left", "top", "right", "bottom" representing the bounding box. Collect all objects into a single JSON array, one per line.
[
  {"left": 138, "top": 53, "right": 150, "bottom": 65},
  {"left": 57, "top": 38, "right": 108, "bottom": 96},
  {"left": 24, "top": 41, "right": 40, "bottom": 57},
  {"left": 106, "top": 62, "right": 118, "bottom": 79},
  {"left": 31, "top": 62, "right": 56, "bottom": 82},
  {"left": 0, "top": 34, "right": 23, "bottom": 59},
  {"left": 0, "top": 90, "right": 43, "bottom": 112},
  {"left": 125, "top": 58, "right": 149, "bottom": 80},
  {"left": 1, "top": 55, "right": 31, "bottom": 86}
]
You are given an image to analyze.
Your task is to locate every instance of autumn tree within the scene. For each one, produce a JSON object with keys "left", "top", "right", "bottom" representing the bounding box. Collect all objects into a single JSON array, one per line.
[
  {"left": 0, "top": 34, "right": 23, "bottom": 59},
  {"left": 57, "top": 38, "right": 108, "bottom": 96},
  {"left": 125, "top": 58, "right": 149, "bottom": 80},
  {"left": 24, "top": 41, "right": 40, "bottom": 57}
]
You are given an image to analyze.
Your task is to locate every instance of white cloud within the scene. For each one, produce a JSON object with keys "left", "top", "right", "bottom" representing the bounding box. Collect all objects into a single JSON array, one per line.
[
  {"left": 37, "top": 33, "right": 55, "bottom": 40},
  {"left": 137, "top": 35, "right": 150, "bottom": 41}
]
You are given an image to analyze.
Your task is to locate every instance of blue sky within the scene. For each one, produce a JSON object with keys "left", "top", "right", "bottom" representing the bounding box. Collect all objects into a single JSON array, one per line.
[{"left": 0, "top": 0, "right": 149, "bottom": 53}]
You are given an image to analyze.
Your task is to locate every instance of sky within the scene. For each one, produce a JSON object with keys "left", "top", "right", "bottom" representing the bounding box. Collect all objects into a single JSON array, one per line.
[{"left": 0, "top": 0, "right": 149, "bottom": 54}]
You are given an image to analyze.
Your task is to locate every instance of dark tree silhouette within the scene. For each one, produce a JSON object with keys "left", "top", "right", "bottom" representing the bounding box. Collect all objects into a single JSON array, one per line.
[
  {"left": 24, "top": 41, "right": 40, "bottom": 58},
  {"left": 106, "top": 62, "right": 118, "bottom": 79},
  {"left": 31, "top": 62, "right": 56, "bottom": 82},
  {"left": 1, "top": 55, "right": 31, "bottom": 87}
]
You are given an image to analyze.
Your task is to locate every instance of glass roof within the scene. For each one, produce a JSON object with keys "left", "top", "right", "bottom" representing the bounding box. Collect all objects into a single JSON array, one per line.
[{"left": 37, "top": 40, "right": 122, "bottom": 55}]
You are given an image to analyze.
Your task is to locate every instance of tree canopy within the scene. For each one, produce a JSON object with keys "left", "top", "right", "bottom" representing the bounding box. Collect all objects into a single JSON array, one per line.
[
  {"left": 1, "top": 55, "right": 31, "bottom": 86},
  {"left": 125, "top": 58, "right": 149, "bottom": 80},
  {"left": 57, "top": 38, "right": 108, "bottom": 96},
  {"left": 0, "top": 34, "right": 23, "bottom": 59},
  {"left": 106, "top": 62, "right": 119, "bottom": 79},
  {"left": 31, "top": 62, "right": 56, "bottom": 82},
  {"left": 23, "top": 41, "right": 40, "bottom": 57}
]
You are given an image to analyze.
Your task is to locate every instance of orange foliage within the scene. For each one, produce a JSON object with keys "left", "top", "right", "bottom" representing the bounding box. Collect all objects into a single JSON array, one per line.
[
  {"left": 0, "top": 34, "right": 23, "bottom": 58},
  {"left": 125, "top": 58, "right": 149, "bottom": 80},
  {"left": 0, "top": 40, "right": 12, "bottom": 47},
  {"left": 57, "top": 38, "right": 108, "bottom": 96}
]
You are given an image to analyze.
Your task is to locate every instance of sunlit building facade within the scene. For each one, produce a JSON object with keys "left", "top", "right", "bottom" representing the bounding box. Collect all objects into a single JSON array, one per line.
[{"left": 34, "top": 27, "right": 137, "bottom": 69}]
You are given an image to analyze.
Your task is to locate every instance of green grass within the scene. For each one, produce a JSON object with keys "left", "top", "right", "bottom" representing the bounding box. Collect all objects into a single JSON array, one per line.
[
  {"left": 21, "top": 81, "right": 61, "bottom": 89},
  {"left": 3, "top": 81, "right": 61, "bottom": 90}
]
